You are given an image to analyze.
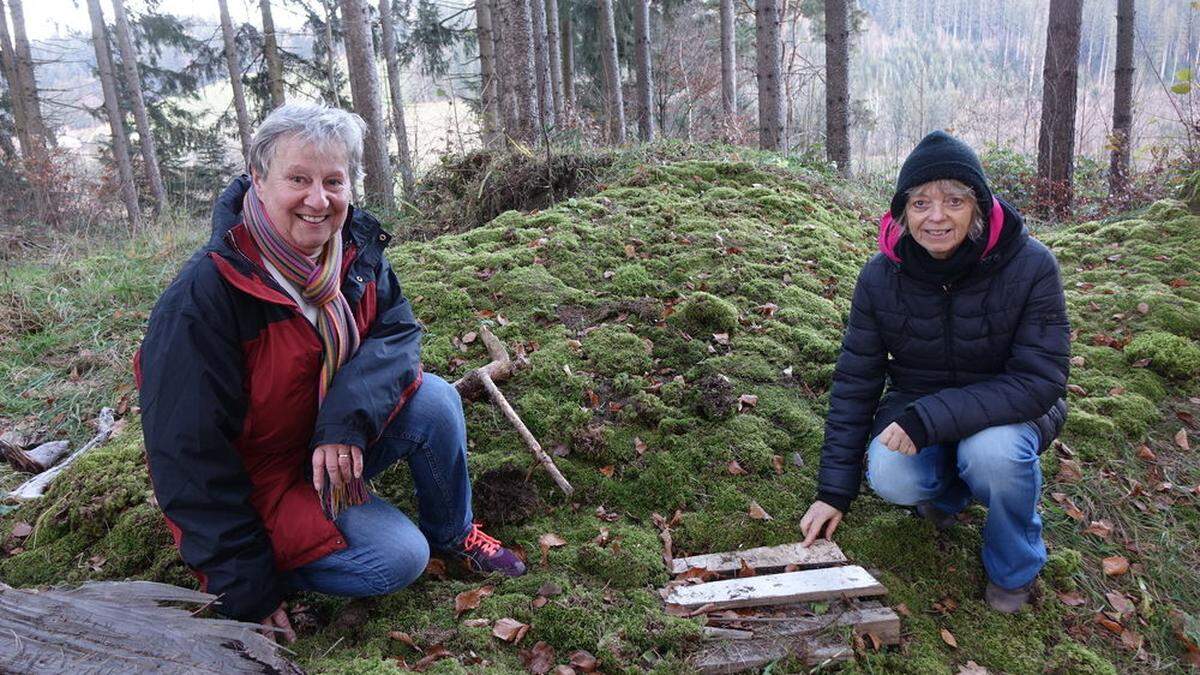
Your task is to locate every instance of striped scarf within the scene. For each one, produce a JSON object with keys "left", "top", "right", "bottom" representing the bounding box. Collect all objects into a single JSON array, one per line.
[{"left": 243, "top": 185, "right": 368, "bottom": 519}]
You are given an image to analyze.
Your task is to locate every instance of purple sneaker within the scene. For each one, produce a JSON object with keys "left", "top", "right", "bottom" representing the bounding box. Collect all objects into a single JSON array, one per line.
[{"left": 446, "top": 523, "right": 527, "bottom": 577}]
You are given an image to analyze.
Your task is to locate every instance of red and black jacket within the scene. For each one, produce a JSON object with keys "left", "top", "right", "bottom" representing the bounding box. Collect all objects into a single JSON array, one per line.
[{"left": 136, "top": 176, "right": 423, "bottom": 621}]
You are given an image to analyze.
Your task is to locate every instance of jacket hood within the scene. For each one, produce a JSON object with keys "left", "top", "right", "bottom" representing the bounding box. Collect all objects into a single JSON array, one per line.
[{"left": 877, "top": 196, "right": 1023, "bottom": 264}]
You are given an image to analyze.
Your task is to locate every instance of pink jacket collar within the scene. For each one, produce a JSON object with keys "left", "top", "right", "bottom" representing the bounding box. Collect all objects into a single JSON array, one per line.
[{"left": 878, "top": 197, "right": 1004, "bottom": 263}]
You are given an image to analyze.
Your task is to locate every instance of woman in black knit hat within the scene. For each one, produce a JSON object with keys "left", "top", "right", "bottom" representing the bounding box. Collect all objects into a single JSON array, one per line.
[{"left": 798, "top": 131, "right": 1070, "bottom": 612}]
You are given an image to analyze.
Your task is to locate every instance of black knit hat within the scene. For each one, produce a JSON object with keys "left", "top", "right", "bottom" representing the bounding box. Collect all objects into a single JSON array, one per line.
[{"left": 890, "top": 130, "right": 992, "bottom": 218}]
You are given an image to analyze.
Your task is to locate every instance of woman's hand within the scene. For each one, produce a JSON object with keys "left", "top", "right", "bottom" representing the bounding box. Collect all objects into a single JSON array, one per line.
[
  {"left": 312, "top": 443, "right": 363, "bottom": 493},
  {"left": 259, "top": 601, "right": 297, "bottom": 644},
  {"left": 799, "top": 500, "right": 844, "bottom": 547},
  {"left": 879, "top": 422, "right": 918, "bottom": 455}
]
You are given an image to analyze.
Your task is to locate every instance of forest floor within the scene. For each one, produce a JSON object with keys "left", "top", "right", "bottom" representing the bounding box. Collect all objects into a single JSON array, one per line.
[{"left": 1, "top": 145, "right": 1198, "bottom": 674}]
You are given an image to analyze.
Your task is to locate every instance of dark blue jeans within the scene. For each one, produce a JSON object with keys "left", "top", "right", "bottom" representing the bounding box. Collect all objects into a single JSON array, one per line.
[
  {"left": 866, "top": 422, "right": 1046, "bottom": 590},
  {"left": 285, "top": 374, "right": 474, "bottom": 597}
]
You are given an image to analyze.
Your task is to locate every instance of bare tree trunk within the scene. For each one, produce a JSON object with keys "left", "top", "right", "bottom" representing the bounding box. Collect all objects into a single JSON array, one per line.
[
  {"left": 217, "top": 0, "right": 253, "bottom": 164},
  {"left": 492, "top": 8, "right": 518, "bottom": 141},
  {"left": 324, "top": 0, "right": 339, "bottom": 104},
  {"left": 720, "top": 0, "right": 736, "bottom": 118},
  {"left": 379, "top": 0, "right": 414, "bottom": 196},
  {"left": 341, "top": 0, "right": 395, "bottom": 208},
  {"left": 632, "top": 0, "right": 654, "bottom": 142},
  {"left": 530, "top": 0, "right": 554, "bottom": 129},
  {"left": 597, "top": 0, "right": 625, "bottom": 144},
  {"left": 497, "top": 0, "right": 539, "bottom": 144},
  {"left": 7, "top": 0, "right": 46, "bottom": 150},
  {"left": 1109, "top": 0, "right": 1134, "bottom": 199},
  {"left": 544, "top": 0, "right": 564, "bottom": 121},
  {"left": 260, "top": 0, "right": 286, "bottom": 108},
  {"left": 1036, "top": 0, "right": 1083, "bottom": 219},
  {"left": 0, "top": 1, "right": 32, "bottom": 159},
  {"left": 824, "top": 0, "right": 850, "bottom": 176},
  {"left": 85, "top": 0, "right": 141, "bottom": 232},
  {"left": 755, "top": 0, "right": 783, "bottom": 151},
  {"left": 560, "top": 3, "right": 575, "bottom": 113},
  {"left": 476, "top": 0, "right": 502, "bottom": 149},
  {"left": 111, "top": 0, "right": 166, "bottom": 214}
]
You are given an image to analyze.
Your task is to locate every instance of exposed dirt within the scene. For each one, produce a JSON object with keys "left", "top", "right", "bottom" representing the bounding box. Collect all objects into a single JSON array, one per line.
[{"left": 472, "top": 466, "right": 544, "bottom": 526}]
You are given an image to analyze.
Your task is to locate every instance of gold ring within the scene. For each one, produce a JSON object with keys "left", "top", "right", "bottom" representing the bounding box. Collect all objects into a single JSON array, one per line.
[{"left": 338, "top": 452, "right": 350, "bottom": 458}]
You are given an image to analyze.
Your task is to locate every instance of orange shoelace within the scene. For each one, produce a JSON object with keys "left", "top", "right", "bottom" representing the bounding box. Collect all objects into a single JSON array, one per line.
[{"left": 462, "top": 523, "right": 501, "bottom": 555}]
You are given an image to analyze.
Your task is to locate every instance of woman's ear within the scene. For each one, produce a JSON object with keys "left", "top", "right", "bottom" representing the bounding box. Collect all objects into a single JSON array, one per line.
[{"left": 250, "top": 168, "right": 265, "bottom": 194}]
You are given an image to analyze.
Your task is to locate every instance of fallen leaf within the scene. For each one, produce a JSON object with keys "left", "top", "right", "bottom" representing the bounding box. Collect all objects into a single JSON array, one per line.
[
  {"left": 594, "top": 506, "right": 620, "bottom": 522},
  {"left": 1120, "top": 629, "right": 1144, "bottom": 651},
  {"left": 932, "top": 596, "right": 959, "bottom": 615},
  {"left": 1069, "top": 356, "right": 1086, "bottom": 367},
  {"left": 411, "top": 644, "right": 451, "bottom": 672},
  {"left": 940, "top": 628, "right": 958, "bottom": 648},
  {"left": 624, "top": 243, "right": 636, "bottom": 258},
  {"left": 492, "top": 617, "right": 530, "bottom": 643},
  {"left": 1136, "top": 445, "right": 1157, "bottom": 461},
  {"left": 1106, "top": 591, "right": 1136, "bottom": 617},
  {"left": 1131, "top": 358, "right": 1151, "bottom": 368},
  {"left": 894, "top": 602, "right": 913, "bottom": 617},
  {"left": 592, "top": 528, "right": 611, "bottom": 547},
  {"left": 737, "top": 394, "right": 758, "bottom": 412},
  {"left": 1058, "top": 459, "right": 1083, "bottom": 482},
  {"left": 1067, "top": 384, "right": 1088, "bottom": 396},
  {"left": 551, "top": 667, "right": 576, "bottom": 675},
  {"left": 634, "top": 437, "right": 648, "bottom": 455},
  {"left": 1057, "top": 591, "right": 1087, "bottom": 606},
  {"left": 756, "top": 302, "right": 779, "bottom": 317},
  {"left": 463, "top": 618, "right": 491, "bottom": 627},
  {"left": 455, "top": 585, "right": 494, "bottom": 616},
  {"left": 712, "top": 332, "right": 730, "bottom": 345},
  {"left": 9, "top": 522, "right": 32, "bottom": 538},
  {"left": 538, "top": 533, "right": 568, "bottom": 567},
  {"left": 388, "top": 631, "right": 423, "bottom": 652},
  {"left": 1103, "top": 556, "right": 1130, "bottom": 577},
  {"left": 737, "top": 559, "right": 756, "bottom": 578},
  {"left": 771, "top": 454, "right": 784, "bottom": 475},
  {"left": 726, "top": 459, "right": 748, "bottom": 475},
  {"left": 1175, "top": 428, "right": 1190, "bottom": 450},
  {"left": 520, "top": 641, "right": 557, "bottom": 674},
  {"left": 598, "top": 465, "right": 615, "bottom": 478},
  {"left": 1136, "top": 302, "right": 1150, "bottom": 315},
  {"left": 424, "top": 557, "right": 448, "bottom": 580},
  {"left": 1084, "top": 520, "right": 1114, "bottom": 539},
  {"left": 531, "top": 596, "right": 548, "bottom": 608},
  {"left": 677, "top": 566, "right": 719, "bottom": 582},
  {"left": 1108, "top": 386, "right": 1126, "bottom": 396},
  {"left": 1178, "top": 410, "right": 1199, "bottom": 429},
  {"left": 568, "top": 650, "right": 599, "bottom": 672},
  {"left": 747, "top": 500, "right": 773, "bottom": 520},
  {"left": 1096, "top": 613, "right": 1125, "bottom": 635},
  {"left": 462, "top": 331, "right": 478, "bottom": 344},
  {"left": 957, "top": 660, "right": 990, "bottom": 675}
]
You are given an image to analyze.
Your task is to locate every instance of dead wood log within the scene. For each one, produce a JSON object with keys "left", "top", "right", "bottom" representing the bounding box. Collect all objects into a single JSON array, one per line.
[
  {"left": 0, "top": 580, "right": 302, "bottom": 673},
  {"left": 8, "top": 408, "right": 116, "bottom": 501},
  {"left": 2, "top": 440, "right": 70, "bottom": 474},
  {"left": 452, "top": 325, "right": 573, "bottom": 496}
]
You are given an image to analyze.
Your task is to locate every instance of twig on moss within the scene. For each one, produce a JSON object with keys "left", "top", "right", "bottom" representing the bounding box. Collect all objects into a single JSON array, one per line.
[{"left": 8, "top": 408, "right": 116, "bottom": 500}]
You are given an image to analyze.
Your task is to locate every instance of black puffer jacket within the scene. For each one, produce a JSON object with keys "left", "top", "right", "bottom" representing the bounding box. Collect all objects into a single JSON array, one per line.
[{"left": 816, "top": 199, "right": 1070, "bottom": 512}]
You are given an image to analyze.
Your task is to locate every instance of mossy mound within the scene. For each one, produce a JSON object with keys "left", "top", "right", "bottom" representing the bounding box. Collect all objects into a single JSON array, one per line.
[{"left": 1124, "top": 331, "right": 1200, "bottom": 379}]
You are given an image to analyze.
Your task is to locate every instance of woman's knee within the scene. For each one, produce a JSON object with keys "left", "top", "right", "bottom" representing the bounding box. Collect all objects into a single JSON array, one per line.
[
  {"left": 397, "top": 374, "right": 466, "bottom": 446},
  {"left": 371, "top": 535, "right": 430, "bottom": 595},
  {"left": 957, "top": 424, "right": 1040, "bottom": 487}
]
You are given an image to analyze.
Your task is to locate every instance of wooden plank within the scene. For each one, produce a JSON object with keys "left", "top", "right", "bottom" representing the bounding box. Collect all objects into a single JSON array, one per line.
[
  {"left": 706, "top": 605, "right": 900, "bottom": 644},
  {"left": 702, "top": 626, "right": 754, "bottom": 641},
  {"left": 669, "top": 540, "right": 847, "bottom": 575},
  {"left": 665, "top": 566, "right": 886, "bottom": 610}
]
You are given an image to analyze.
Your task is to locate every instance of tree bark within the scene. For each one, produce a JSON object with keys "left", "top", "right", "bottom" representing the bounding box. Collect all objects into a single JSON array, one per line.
[
  {"left": 379, "top": 0, "right": 415, "bottom": 195},
  {"left": 597, "top": 0, "right": 625, "bottom": 144},
  {"left": 476, "top": 0, "right": 502, "bottom": 149},
  {"left": 1109, "top": 0, "right": 1134, "bottom": 199},
  {"left": 341, "top": 0, "right": 395, "bottom": 208},
  {"left": 824, "top": 0, "right": 851, "bottom": 176},
  {"left": 1036, "top": 0, "right": 1083, "bottom": 219},
  {"left": 111, "top": 0, "right": 167, "bottom": 214},
  {"left": 720, "top": 0, "right": 736, "bottom": 118},
  {"left": 0, "top": 1, "right": 32, "bottom": 159},
  {"left": 544, "top": 0, "right": 564, "bottom": 120},
  {"left": 496, "top": 0, "right": 539, "bottom": 144},
  {"left": 217, "top": 0, "right": 253, "bottom": 164},
  {"left": 632, "top": 0, "right": 654, "bottom": 142},
  {"left": 560, "top": 3, "right": 575, "bottom": 113},
  {"left": 7, "top": 0, "right": 46, "bottom": 152},
  {"left": 324, "top": 0, "right": 339, "bottom": 104},
  {"left": 755, "top": 0, "right": 783, "bottom": 151},
  {"left": 530, "top": 0, "right": 554, "bottom": 129},
  {"left": 85, "top": 0, "right": 141, "bottom": 232},
  {"left": 259, "top": 0, "right": 286, "bottom": 108}
]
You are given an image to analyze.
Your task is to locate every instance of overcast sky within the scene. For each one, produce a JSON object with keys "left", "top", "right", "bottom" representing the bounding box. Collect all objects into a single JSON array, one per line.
[{"left": 26, "top": 0, "right": 310, "bottom": 40}]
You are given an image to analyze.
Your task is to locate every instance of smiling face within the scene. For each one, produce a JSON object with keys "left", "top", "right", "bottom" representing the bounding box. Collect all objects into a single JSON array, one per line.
[
  {"left": 251, "top": 134, "right": 351, "bottom": 256},
  {"left": 903, "top": 180, "right": 976, "bottom": 259}
]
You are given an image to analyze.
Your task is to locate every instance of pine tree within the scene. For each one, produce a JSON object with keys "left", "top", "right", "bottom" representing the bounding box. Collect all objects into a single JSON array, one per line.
[
  {"left": 633, "top": 0, "right": 654, "bottom": 142},
  {"left": 259, "top": 0, "right": 286, "bottom": 108},
  {"left": 85, "top": 0, "right": 141, "bottom": 231},
  {"left": 476, "top": 0, "right": 502, "bottom": 148},
  {"left": 379, "top": 0, "right": 415, "bottom": 196},
  {"left": 111, "top": 0, "right": 167, "bottom": 213},
  {"left": 1109, "top": 0, "right": 1134, "bottom": 199},
  {"left": 597, "top": 0, "right": 625, "bottom": 144},
  {"left": 341, "top": 0, "right": 395, "bottom": 207},
  {"left": 756, "top": 0, "right": 783, "bottom": 151},
  {"left": 720, "top": 0, "right": 736, "bottom": 118},
  {"left": 824, "top": 0, "right": 851, "bottom": 176},
  {"left": 1036, "top": 0, "right": 1084, "bottom": 218},
  {"left": 217, "top": 0, "right": 253, "bottom": 163}
]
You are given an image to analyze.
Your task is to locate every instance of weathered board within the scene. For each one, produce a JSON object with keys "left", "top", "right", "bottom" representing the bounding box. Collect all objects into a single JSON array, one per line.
[
  {"left": 665, "top": 565, "right": 885, "bottom": 610},
  {"left": 670, "top": 540, "right": 847, "bottom": 575}
]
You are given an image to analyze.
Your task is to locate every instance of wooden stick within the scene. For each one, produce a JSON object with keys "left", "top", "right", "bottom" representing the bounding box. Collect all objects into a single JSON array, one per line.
[
  {"left": 476, "top": 369, "right": 574, "bottom": 496},
  {"left": 9, "top": 408, "right": 116, "bottom": 501},
  {"left": 453, "top": 325, "right": 525, "bottom": 400}
]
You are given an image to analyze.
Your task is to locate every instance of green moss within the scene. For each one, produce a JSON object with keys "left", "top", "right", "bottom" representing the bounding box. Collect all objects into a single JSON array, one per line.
[
  {"left": 584, "top": 325, "right": 652, "bottom": 377},
  {"left": 1061, "top": 411, "right": 1119, "bottom": 460},
  {"left": 1044, "top": 548, "right": 1083, "bottom": 591},
  {"left": 1046, "top": 642, "right": 1118, "bottom": 675},
  {"left": 671, "top": 292, "right": 739, "bottom": 336},
  {"left": 574, "top": 525, "right": 668, "bottom": 589},
  {"left": 1125, "top": 331, "right": 1200, "bottom": 379},
  {"left": 1179, "top": 170, "right": 1200, "bottom": 213},
  {"left": 610, "top": 264, "right": 657, "bottom": 296}
]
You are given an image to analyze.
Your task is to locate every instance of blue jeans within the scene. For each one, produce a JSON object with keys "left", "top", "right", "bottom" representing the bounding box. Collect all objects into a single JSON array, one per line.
[
  {"left": 285, "top": 374, "right": 474, "bottom": 597},
  {"left": 866, "top": 422, "right": 1046, "bottom": 590}
]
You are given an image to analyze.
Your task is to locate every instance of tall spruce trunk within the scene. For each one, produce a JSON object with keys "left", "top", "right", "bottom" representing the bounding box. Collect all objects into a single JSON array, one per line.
[
  {"left": 85, "top": 0, "right": 141, "bottom": 232},
  {"left": 824, "top": 0, "right": 851, "bottom": 176},
  {"left": 476, "top": 0, "right": 502, "bottom": 149},
  {"left": 217, "top": 0, "right": 253, "bottom": 163},
  {"left": 1036, "top": 0, "right": 1084, "bottom": 219},
  {"left": 597, "top": 0, "right": 625, "bottom": 144},
  {"left": 7, "top": 0, "right": 46, "bottom": 152},
  {"left": 0, "top": 1, "right": 32, "bottom": 159},
  {"left": 324, "top": 0, "right": 339, "bottom": 104},
  {"left": 633, "top": 0, "right": 654, "bottom": 142},
  {"left": 1109, "top": 0, "right": 1134, "bottom": 199},
  {"left": 755, "top": 0, "right": 783, "bottom": 151},
  {"left": 260, "top": 0, "right": 286, "bottom": 108},
  {"left": 340, "top": 0, "right": 395, "bottom": 208},
  {"left": 530, "top": 0, "right": 554, "bottom": 129},
  {"left": 560, "top": 4, "right": 575, "bottom": 113},
  {"left": 544, "top": 0, "right": 564, "bottom": 120},
  {"left": 112, "top": 0, "right": 167, "bottom": 213},
  {"left": 379, "top": 0, "right": 415, "bottom": 196},
  {"left": 720, "top": 0, "right": 736, "bottom": 118},
  {"left": 497, "top": 0, "right": 539, "bottom": 144}
]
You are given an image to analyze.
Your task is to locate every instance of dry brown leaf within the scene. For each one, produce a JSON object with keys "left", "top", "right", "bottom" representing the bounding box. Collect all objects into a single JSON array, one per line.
[
  {"left": 677, "top": 566, "right": 719, "bottom": 582},
  {"left": 1178, "top": 410, "right": 1199, "bottom": 429},
  {"left": 598, "top": 465, "right": 615, "bottom": 478},
  {"left": 531, "top": 596, "right": 549, "bottom": 608},
  {"left": 1175, "top": 428, "right": 1190, "bottom": 450},
  {"left": 492, "top": 617, "right": 530, "bottom": 643},
  {"left": 568, "top": 650, "right": 599, "bottom": 672},
  {"left": 388, "top": 631, "right": 423, "bottom": 651},
  {"left": 424, "top": 557, "right": 448, "bottom": 580},
  {"left": 411, "top": 644, "right": 451, "bottom": 672},
  {"left": 737, "top": 559, "right": 757, "bottom": 578},
  {"left": 455, "top": 585, "right": 494, "bottom": 616},
  {"left": 1108, "top": 386, "right": 1126, "bottom": 396},
  {"left": 462, "top": 331, "right": 478, "bottom": 344},
  {"left": 1120, "top": 629, "right": 1144, "bottom": 651},
  {"left": 1103, "top": 556, "right": 1130, "bottom": 577},
  {"left": 957, "top": 661, "right": 990, "bottom": 675},
  {"left": 1067, "top": 384, "right": 1088, "bottom": 396},
  {"left": 712, "top": 332, "right": 730, "bottom": 345},
  {"left": 1057, "top": 591, "right": 1087, "bottom": 606},
  {"left": 747, "top": 500, "right": 773, "bottom": 520},
  {"left": 1058, "top": 458, "right": 1083, "bottom": 482},
  {"left": 1106, "top": 591, "right": 1136, "bottom": 616},
  {"left": 634, "top": 437, "right": 648, "bottom": 455},
  {"left": 1096, "top": 613, "right": 1125, "bottom": 635},
  {"left": 9, "top": 522, "right": 32, "bottom": 538},
  {"left": 737, "top": 394, "right": 758, "bottom": 412},
  {"left": 463, "top": 618, "right": 491, "bottom": 628},
  {"left": 1084, "top": 520, "right": 1114, "bottom": 539},
  {"left": 520, "top": 641, "right": 557, "bottom": 674},
  {"left": 894, "top": 602, "right": 912, "bottom": 617},
  {"left": 1136, "top": 302, "right": 1150, "bottom": 315},
  {"left": 551, "top": 667, "right": 576, "bottom": 675},
  {"left": 726, "top": 459, "right": 748, "bottom": 475},
  {"left": 1069, "top": 355, "right": 1086, "bottom": 367},
  {"left": 538, "top": 533, "right": 567, "bottom": 567},
  {"left": 940, "top": 628, "right": 958, "bottom": 648},
  {"left": 1136, "top": 445, "right": 1157, "bottom": 461},
  {"left": 771, "top": 454, "right": 784, "bottom": 475}
]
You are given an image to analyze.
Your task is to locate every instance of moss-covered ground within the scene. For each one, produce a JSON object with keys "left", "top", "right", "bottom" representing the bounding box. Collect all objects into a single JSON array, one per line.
[{"left": 1, "top": 150, "right": 1198, "bottom": 673}]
